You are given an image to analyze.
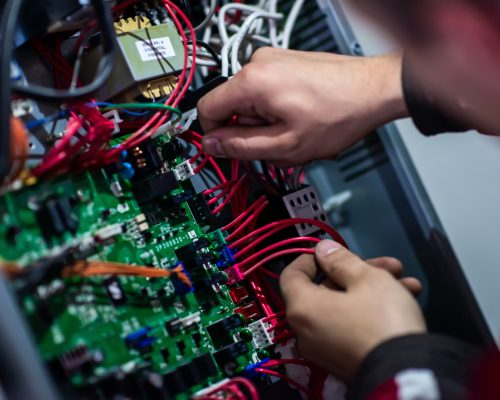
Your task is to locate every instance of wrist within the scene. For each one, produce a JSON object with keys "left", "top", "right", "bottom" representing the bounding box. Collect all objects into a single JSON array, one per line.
[{"left": 371, "top": 52, "right": 409, "bottom": 125}]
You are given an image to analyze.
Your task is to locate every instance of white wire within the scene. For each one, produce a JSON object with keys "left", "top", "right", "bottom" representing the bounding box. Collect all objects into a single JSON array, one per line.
[
  {"left": 230, "top": 11, "right": 282, "bottom": 74},
  {"left": 199, "top": 0, "right": 303, "bottom": 76},
  {"left": 217, "top": 3, "right": 268, "bottom": 44},
  {"left": 221, "top": 35, "right": 238, "bottom": 77},
  {"left": 281, "top": 0, "right": 305, "bottom": 49}
]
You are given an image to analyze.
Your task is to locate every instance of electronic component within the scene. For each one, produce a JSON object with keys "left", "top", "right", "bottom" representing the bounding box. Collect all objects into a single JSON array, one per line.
[
  {"left": 124, "top": 327, "right": 156, "bottom": 352},
  {"left": 81, "top": 20, "right": 185, "bottom": 100},
  {"left": 188, "top": 193, "right": 214, "bottom": 225},
  {"left": 35, "top": 197, "right": 78, "bottom": 242},
  {"left": 126, "top": 140, "right": 164, "bottom": 180},
  {"left": 229, "top": 285, "right": 250, "bottom": 305},
  {"left": 57, "top": 345, "right": 103, "bottom": 376},
  {"left": 234, "top": 302, "right": 261, "bottom": 322},
  {"left": 283, "top": 186, "right": 328, "bottom": 236},
  {"left": 0, "top": 2, "right": 336, "bottom": 399},
  {"left": 173, "top": 160, "right": 196, "bottom": 181},
  {"left": 213, "top": 341, "right": 248, "bottom": 374},
  {"left": 131, "top": 171, "right": 178, "bottom": 205},
  {"left": 103, "top": 277, "right": 127, "bottom": 306},
  {"left": 248, "top": 319, "right": 275, "bottom": 349},
  {"left": 207, "top": 315, "right": 244, "bottom": 348}
]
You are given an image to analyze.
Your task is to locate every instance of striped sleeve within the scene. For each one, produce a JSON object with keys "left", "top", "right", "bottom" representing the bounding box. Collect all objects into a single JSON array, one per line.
[{"left": 347, "top": 334, "right": 481, "bottom": 400}]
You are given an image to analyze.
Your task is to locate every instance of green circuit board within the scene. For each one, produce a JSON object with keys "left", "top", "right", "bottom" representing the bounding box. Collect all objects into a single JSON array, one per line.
[{"left": 0, "top": 133, "right": 270, "bottom": 399}]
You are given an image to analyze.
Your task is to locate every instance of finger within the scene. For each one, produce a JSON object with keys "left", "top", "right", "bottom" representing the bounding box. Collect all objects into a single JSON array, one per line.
[
  {"left": 197, "top": 70, "right": 264, "bottom": 132},
  {"left": 280, "top": 254, "right": 318, "bottom": 304},
  {"left": 366, "top": 257, "right": 403, "bottom": 278},
  {"left": 315, "top": 240, "right": 370, "bottom": 289},
  {"left": 400, "top": 277, "right": 423, "bottom": 296},
  {"left": 202, "top": 124, "right": 289, "bottom": 160}
]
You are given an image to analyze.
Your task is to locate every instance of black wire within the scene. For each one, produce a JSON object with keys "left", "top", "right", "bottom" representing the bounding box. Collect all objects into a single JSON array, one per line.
[
  {"left": 188, "top": 40, "right": 222, "bottom": 70},
  {"left": 10, "top": 0, "right": 116, "bottom": 101}
]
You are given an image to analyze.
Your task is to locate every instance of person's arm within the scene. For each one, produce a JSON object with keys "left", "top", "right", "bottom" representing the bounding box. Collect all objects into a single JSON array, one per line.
[
  {"left": 402, "top": 57, "right": 472, "bottom": 135},
  {"left": 198, "top": 48, "right": 408, "bottom": 166},
  {"left": 279, "top": 240, "right": 484, "bottom": 399},
  {"left": 349, "top": 334, "right": 479, "bottom": 399}
]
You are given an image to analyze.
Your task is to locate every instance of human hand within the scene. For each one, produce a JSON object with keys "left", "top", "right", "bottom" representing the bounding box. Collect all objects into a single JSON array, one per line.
[
  {"left": 279, "top": 240, "right": 426, "bottom": 381},
  {"left": 198, "top": 48, "right": 408, "bottom": 167}
]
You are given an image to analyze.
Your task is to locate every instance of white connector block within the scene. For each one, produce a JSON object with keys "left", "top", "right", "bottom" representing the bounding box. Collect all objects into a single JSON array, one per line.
[
  {"left": 248, "top": 319, "right": 275, "bottom": 349},
  {"left": 173, "top": 160, "right": 195, "bottom": 181}
]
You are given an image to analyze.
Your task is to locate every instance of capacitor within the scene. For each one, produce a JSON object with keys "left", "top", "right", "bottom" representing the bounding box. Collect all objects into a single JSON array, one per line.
[{"left": 119, "top": 162, "right": 135, "bottom": 180}]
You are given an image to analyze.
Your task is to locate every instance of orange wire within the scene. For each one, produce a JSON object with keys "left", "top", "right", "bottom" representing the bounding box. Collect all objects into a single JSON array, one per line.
[{"left": 62, "top": 261, "right": 192, "bottom": 286}]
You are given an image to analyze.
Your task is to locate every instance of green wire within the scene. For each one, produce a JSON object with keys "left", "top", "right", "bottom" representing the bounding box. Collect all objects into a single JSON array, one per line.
[{"left": 102, "top": 103, "right": 183, "bottom": 121}]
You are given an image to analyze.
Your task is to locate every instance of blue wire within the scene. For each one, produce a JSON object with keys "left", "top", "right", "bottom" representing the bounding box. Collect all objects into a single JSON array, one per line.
[
  {"left": 25, "top": 111, "right": 68, "bottom": 130},
  {"left": 86, "top": 101, "right": 150, "bottom": 117}
]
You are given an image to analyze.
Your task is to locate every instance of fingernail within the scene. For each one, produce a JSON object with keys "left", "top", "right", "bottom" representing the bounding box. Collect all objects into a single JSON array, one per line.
[
  {"left": 317, "top": 240, "right": 342, "bottom": 257},
  {"left": 203, "top": 137, "right": 224, "bottom": 157}
]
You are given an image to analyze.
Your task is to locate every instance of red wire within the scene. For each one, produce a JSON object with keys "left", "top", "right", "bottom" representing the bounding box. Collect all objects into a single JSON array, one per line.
[
  {"left": 211, "top": 175, "right": 249, "bottom": 215},
  {"left": 203, "top": 180, "right": 238, "bottom": 196},
  {"left": 263, "top": 311, "right": 286, "bottom": 322},
  {"left": 193, "top": 157, "right": 210, "bottom": 174},
  {"left": 230, "top": 219, "right": 348, "bottom": 251},
  {"left": 257, "top": 270, "right": 285, "bottom": 310},
  {"left": 224, "top": 200, "right": 269, "bottom": 241},
  {"left": 242, "top": 248, "right": 315, "bottom": 277},
  {"left": 190, "top": 148, "right": 205, "bottom": 164},
  {"left": 189, "top": 139, "right": 228, "bottom": 183},
  {"left": 221, "top": 195, "right": 267, "bottom": 231},
  {"left": 208, "top": 185, "right": 233, "bottom": 204},
  {"left": 255, "top": 368, "right": 311, "bottom": 397},
  {"left": 230, "top": 226, "right": 290, "bottom": 259},
  {"left": 249, "top": 276, "right": 273, "bottom": 317},
  {"left": 267, "top": 320, "right": 288, "bottom": 332},
  {"left": 235, "top": 237, "right": 320, "bottom": 267}
]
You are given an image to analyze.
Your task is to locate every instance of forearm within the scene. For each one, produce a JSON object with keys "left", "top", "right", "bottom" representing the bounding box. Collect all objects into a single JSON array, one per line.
[
  {"left": 402, "top": 57, "right": 472, "bottom": 135},
  {"left": 347, "top": 334, "right": 482, "bottom": 400}
]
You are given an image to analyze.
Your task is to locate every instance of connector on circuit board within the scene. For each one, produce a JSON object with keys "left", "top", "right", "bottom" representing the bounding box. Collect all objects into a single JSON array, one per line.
[
  {"left": 224, "top": 265, "right": 243, "bottom": 285},
  {"left": 247, "top": 319, "right": 275, "bottom": 349},
  {"left": 173, "top": 160, "right": 195, "bottom": 181}
]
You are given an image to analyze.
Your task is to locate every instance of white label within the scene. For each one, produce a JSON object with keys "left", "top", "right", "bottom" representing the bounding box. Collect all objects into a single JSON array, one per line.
[{"left": 135, "top": 37, "right": 176, "bottom": 62}]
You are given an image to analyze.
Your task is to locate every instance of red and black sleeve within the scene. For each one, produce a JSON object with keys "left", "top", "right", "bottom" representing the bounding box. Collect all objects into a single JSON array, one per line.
[{"left": 346, "top": 334, "right": 486, "bottom": 400}]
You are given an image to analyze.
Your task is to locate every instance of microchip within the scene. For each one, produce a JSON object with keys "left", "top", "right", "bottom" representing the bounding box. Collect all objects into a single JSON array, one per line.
[
  {"left": 35, "top": 197, "right": 79, "bottom": 242},
  {"left": 103, "top": 277, "right": 127, "bottom": 306},
  {"left": 131, "top": 172, "right": 178, "bottom": 205}
]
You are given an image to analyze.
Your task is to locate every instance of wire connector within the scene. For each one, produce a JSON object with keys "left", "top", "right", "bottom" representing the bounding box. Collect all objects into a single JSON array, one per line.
[
  {"left": 173, "top": 160, "right": 195, "bottom": 181},
  {"left": 224, "top": 265, "right": 243, "bottom": 285},
  {"left": 244, "top": 358, "right": 271, "bottom": 378},
  {"left": 247, "top": 319, "right": 275, "bottom": 349}
]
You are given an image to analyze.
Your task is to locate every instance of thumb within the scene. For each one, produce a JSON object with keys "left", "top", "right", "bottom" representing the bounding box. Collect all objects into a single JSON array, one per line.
[{"left": 315, "top": 240, "right": 370, "bottom": 290}]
